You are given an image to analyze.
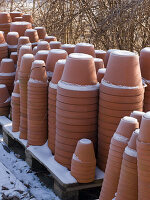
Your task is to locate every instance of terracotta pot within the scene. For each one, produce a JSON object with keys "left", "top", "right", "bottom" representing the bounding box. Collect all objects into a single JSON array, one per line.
[
  {"left": 22, "top": 14, "right": 33, "bottom": 23},
  {"left": 139, "top": 112, "right": 150, "bottom": 143},
  {"left": 19, "top": 54, "right": 34, "bottom": 76},
  {"left": 17, "top": 36, "right": 31, "bottom": 55},
  {"left": 44, "top": 35, "right": 57, "bottom": 42},
  {"left": 94, "top": 58, "right": 104, "bottom": 73},
  {"left": 10, "top": 12, "right": 22, "bottom": 22},
  {"left": 10, "top": 52, "right": 18, "bottom": 65},
  {"left": 130, "top": 111, "right": 145, "bottom": 125},
  {"left": 0, "top": 58, "right": 15, "bottom": 73},
  {"left": 10, "top": 22, "right": 32, "bottom": 36},
  {"left": 34, "top": 27, "right": 47, "bottom": 40},
  {"left": 37, "top": 41, "right": 50, "bottom": 51},
  {"left": 61, "top": 44, "right": 75, "bottom": 55},
  {"left": 24, "top": 29, "right": 39, "bottom": 44},
  {"left": 74, "top": 43, "right": 95, "bottom": 57},
  {"left": 140, "top": 47, "right": 150, "bottom": 80},
  {"left": 14, "top": 17, "right": 23, "bottom": 22},
  {"left": 0, "top": 31, "right": 6, "bottom": 43},
  {"left": 104, "top": 50, "right": 142, "bottom": 87},
  {"left": 0, "top": 12, "right": 11, "bottom": 23},
  {"left": 97, "top": 68, "right": 106, "bottom": 83},
  {"left": 34, "top": 50, "right": 49, "bottom": 63},
  {"left": 61, "top": 53, "right": 97, "bottom": 85},
  {"left": 95, "top": 50, "right": 106, "bottom": 62},
  {"left": 98, "top": 113, "right": 121, "bottom": 124},
  {"left": 104, "top": 49, "right": 118, "bottom": 67},
  {"left": 50, "top": 41, "right": 61, "bottom": 49},
  {"left": 0, "top": 84, "right": 10, "bottom": 104}
]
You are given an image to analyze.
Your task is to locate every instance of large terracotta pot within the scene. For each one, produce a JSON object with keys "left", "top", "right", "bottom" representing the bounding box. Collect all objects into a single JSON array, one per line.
[
  {"left": 74, "top": 43, "right": 95, "bottom": 57},
  {"left": 34, "top": 27, "right": 47, "bottom": 40},
  {"left": 61, "top": 44, "right": 75, "bottom": 55},
  {"left": 10, "top": 22, "right": 32, "bottom": 36}
]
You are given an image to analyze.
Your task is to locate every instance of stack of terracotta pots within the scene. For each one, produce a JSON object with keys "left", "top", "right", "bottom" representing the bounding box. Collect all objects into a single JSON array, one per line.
[
  {"left": 71, "top": 139, "right": 96, "bottom": 183},
  {"left": 0, "top": 58, "right": 15, "bottom": 94},
  {"left": 36, "top": 41, "right": 50, "bottom": 51},
  {"left": 99, "top": 116, "right": 139, "bottom": 200},
  {"left": 94, "top": 58, "right": 104, "bottom": 73},
  {"left": 22, "top": 14, "right": 33, "bottom": 24},
  {"left": 130, "top": 111, "right": 145, "bottom": 125},
  {"left": 95, "top": 50, "right": 106, "bottom": 62},
  {"left": 14, "top": 17, "right": 23, "bottom": 22},
  {"left": 137, "top": 112, "right": 150, "bottom": 200},
  {"left": 140, "top": 47, "right": 150, "bottom": 112},
  {"left": 0, "top": 31, "right": 8, "bottom": 61},
  {"left": 10, "top": 52, "right": 18, "bottom": 68},
  {"left": 50, "top": 41, "right": 61, "bottom": 49},
  {"left": 11, "top": 80, "right": 20, "bottom": 132},
  {"left": 74, "top": 43, "right": 95, "bottom": 57},
  {"left": 35, "top": 50, "right": 49, "bottom": 63},
  {"left": 10, "top": 22, "right": 32, "bottom": 36},
  {"left": 48, "top": 59, "right": 66, "bottom": 154},
  {"left": 98, "top": 50, "right": 144, "bottom": 170},
  {"left": 34, "top": 27, "right": 47, "bottom": 40},
  {"left": 46, "top": 49, "right": 68, "bottom": 81},
  {"left": 44, "top": 35, "right": 57, "bottom": 43},
  {"left": 115, "top": 129, "right": 139, "bottom": 200},
  {"left": 97, "top": 68, "right": 106, "bottom": 83},
  {"left": 17, "top": 36, "right": 31, "bottom": 54},
  {"left": 10, "top": 12, "right": 22, "bottom": 22},
  {"left": 0, "top": 84, "right": 10, "bottom": 117},
  {"left": 15, "top": 45, "right": 32, "bottom": 81},
  {"left": 24, "top": 29, "right": 39, "bottom": 48},
  {"left": 0, "top": 12, "right": 11, "bottom": 38},
  {"left": 19, "top": 54, "right": 34, "bottom": 139},
  {"left": 27, "top": 60, "right": 48, "bottom": 145},
  {"left": 7, "top": 32, "right": 19, "bottom": 54},
  {"left": 54, "top": 53, "right": 99, "bottom": 169},
  {"left": 61, "top": 44, "right": 75, "bottom": 55}
]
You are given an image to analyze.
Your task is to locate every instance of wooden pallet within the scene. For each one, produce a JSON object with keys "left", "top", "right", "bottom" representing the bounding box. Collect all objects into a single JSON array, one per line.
[{"left": 0, "top": 116, "right": 104, "bottom": 200}]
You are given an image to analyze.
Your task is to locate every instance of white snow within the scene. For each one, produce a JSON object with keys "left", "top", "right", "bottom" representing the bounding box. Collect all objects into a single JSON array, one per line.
[
  {"left": 131, "top": 111, "right": 145, "bottom": 116},
  {"left": 8, "top": 45, "right": 17, "bottom": 48},
  {"left": 20, "top": 45, "right": 31, "bottom": 50},
  {"left": 141, "top": 47, "right": 150, "bottom": 52},
  {"left": 36, "top": 50, "right": 49, "bottom": 55},
  {"left": 94, "top": 58, "right": 103, "bottom": 62},
  {"left": 76, "top": 42, "right": 94, "bottom": 47},
  {"left": 50, "top": 41, "right": 61, "bottom": 44},
  {"left": 29, "top": 78, "right": 46, "bottom": 84},
  {"left": 111, "top": 50, "right": 137, "bottom": 57},
  {"left": 49, "top": 82, "right": 57, "bottom": 89},
  {"left": 45, "top": 36, "right": 56, "bottom": 39},
  {"left": 38, "top": 41, "right": 48, "bottom": 45},
  {"left": 0, "top": 84, "right": 6, "bottom": 88},
  {"left": 113, "top": 133, "right": 129, "bottom": 143},
  {"left": 69, "top": 53, "right": 93, "bottom": 59},
  {"left": 98, "top": 68, "right": 106, "bottom": 73},
  {"left": 80, "top": 138, "right": 91, "bottom": 144},
  {"left": 47, "top": 71, "right": 53, "bottom": 77},
  {"left": 125, "top": 146, "right": 137, "bottom": 157},
  {"left": 7, "top": 32, "right": 18, "bottom": 36},
  {"left": 0, "top": 43, "right": 7, "bottom": 47},
  {"left": 11, "top": 52, "right": 18, "bottom": 56},
  {"left": 101, "top": 79, "right": 140, "bottom": 89},
  {"left": 61, "top": 44, "right": 75, "bottom": 48},
  {"left": 0, "top": 72, "right": 16, "bottom": 76},
  {"left": 122, "top": 116, "right": 138, "bottom": 124},
  {"left": 22, "top": 54, "right": 34, "bottom": 59},
  {"left": 56, "top": 59, "right": 66, "bottom": 64},
  {"left": 50, "top": 49, "right": 65, "bottom": 54},
  {"left": 58, "top": 80, "right": 99, "bottom": 91},
  {"left": 2, "top": 58, "right": 13, "bottom": 63},
  {"left": 12, "top": 93, "right": 20, "bottom": 97},
  {"left": 95, "top": 50, "right": 106, "bottom": 53},
  {"left": 19, "top": 36, "right": 29, "bottom": 40},
  {"left": 133, "top": 129, "right": 140, "bottom": 135},
  {"left": 35, "top": 27, "right": 45, "bottom": 30},
  {"left": 4, "top": 97, "right": 11, "bottom": 103},
  {"left": 12, "top": 22, "right": 30, "bottom": 25},
  {"left": 144, "top": 111, "right": 150, "bottom": 119},
  {"left": 25, "top": 29, "right": 36, "bottom": 32},
  {"left": 32, "top": 60, "right": 45, "bottom": 66}
]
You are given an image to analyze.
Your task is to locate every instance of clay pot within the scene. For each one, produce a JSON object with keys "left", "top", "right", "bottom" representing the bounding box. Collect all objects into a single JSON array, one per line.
[
  {"left": 17, "top": 36, "right": 31, "bottom": 55},
  {"left": 0, "top": 12, "right": 11, "bottom": 23},
  {"left": 0, "top": 31, "right": 6, "bottom": 43},
  {"left": 94, "top": 58, "right": 104, "bottom": 73},
  {"left": 139, "top": 112, "right": 150, "bottom": 143},
  {"left": 0, "top": 84, "right": 10, "bottom": 116},
  {"left": 24, "top": 29, "right": 39, "bottom": 47},
  {"left": 104, "top": 50, "right": 142, "bottom": 87},
  {"left": 97, "top": 68, "right": 106, "bottom": 83},
  {"left": 37, "top": 41, "right": 50, "bottom": 51},
  {"left": 140, "top": 47, "right": 150, "bottom": 80},
  {"left": 44, "top": 35, "right": 57, "bottom": 42},
  {"left": 10, "top": 22, "right": 32, "bottom": 36},
  {"left": 61, "top": 44, "right": 75, "bottom": 55},
  {"left": 34, "top": 50, "right": 49, "bottom": 63},
  {"left": 74, "top": 43, "right": 95, "bottom": 57},
  {"left": 104, "top": 49, "right": 118, "bottom": 67},
  {"left": 61, "top": 53, "right": 97, "bottom": 85},
  {"left": 10, "top": 52, "right": 18, "bottom": 65},
  {"left": 130, "top": 111, "right": 145, "bottom": 126},
  {"left": 22, "top": 14, "right": 33, "bottom": 23},
  {"left": 50, "top": 41, "right": 61, "bottom": 49},
  {"left": 95, "top": 50, "right": 106, "bottom": 62},
  {"left": 34, "top": 27, "right": 47, "bottom": 40},
  {"left": 46, "top": 49, "right": 67, "bottom": 81},
  {"left": 10, "top": 12, "right": 22, "bottom": 22},
  {"left": 14, "top": 17, "right": 23, "bottom": 22}
]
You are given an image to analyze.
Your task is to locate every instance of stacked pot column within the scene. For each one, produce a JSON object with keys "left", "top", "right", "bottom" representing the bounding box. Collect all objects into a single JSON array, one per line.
[
  {"left": 7, "top": 32, "right": 19, "bottom": 55},
  {"left": 46, "top": 49, "right": 68, "bottom": 81},
  {"left": 10, "top": 22, "right": 32, "bottom": 36},
  {"left": 34, "top": 27, "right": 47, "bottom": 40},
  {"left": 115, "top": 129, "right": 139, "bottom": 200},
  {"left": 27, "top": 60, "right": 48, "bottom": 145},
  {"left": 55, "top": 53, "right": 99, "bottom": 169},
  {"left": 25, "top": 29, "right": 39, "bottom": 48},
  {"left": 19, "top": 54, "right": 34, "bottom": 139},
  {"left": 0, "top": 31, "right": 8, "bottom": 61},
  {"left": 0, "top": 12, "right": 11, "bottom": 38},
  {"left": 137, "top": 112, "right": 150, "bottom": 200},
  {"left": 0, "top": 84, "right": 10, "bottom": 117},
  {"left": 48, "top": 59, "right": 66, "bottom": 153},
  {"left": 11, "top": 80, "right": 20, "bottom": 132},
  {"left": 139, "top": 47, "right": 150, "bottom": 112},
  {"left": 98, "top": 50, "right": 144, "bottom": 171},
  {"left": 99, "top": 116, "right": 139, "bottom": 200},
  {"left": 17, "top": 36, "right": 31, "bottom": 54},
  {"left": 0, "top": 58, "right": 16, "bottom": 94}
]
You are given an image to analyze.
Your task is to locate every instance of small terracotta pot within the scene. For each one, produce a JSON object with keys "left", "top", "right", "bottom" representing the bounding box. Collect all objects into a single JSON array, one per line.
[
  {"left": 0, "top": 58, "right": 15, "bottom": 73},
  {"left": 61, "top": 53, "right": 97, "bottom": 85},
  {"left": 14, "top": 17, "right": 23, "bottom": 22},
  {"left": 140, "top": 47, "right": 150, "bottom": 80},
  {"left": 24, "top": 29, "right": 39, "bottom": 43},
  {"left": 94, "top": 58, "right": 104, "bottom": 73},
  {"left": 44, "top": 35, "right": 57, "bottom": 42},
  {"left": 10, "top": 22, "right": 32, "bottom": 36},
  {"left": 50, "top": 41, "right": 61, "bottom": 49},
  {"left": 95, "top": 49, "right": 106, "bottom": 61},
  {"left": 37, "top": 41, "right": 50, "bottom": 51},
  {"left": 34, "top": 50, "right": 49, "bottom": 63},
  {"left": 22, "top": 14, "right": 33, "bottom": 23},
  {"left": 61, "top": 44, "right": 75, "bottom": 55},
  {"left": 139, "top": 112, "right": 150, "bottom": 143},
  {"left": 74, "top": 43, "right": 95, "bottom": 57},
  {"left": 130, "top": 111, "right": 145, "bottom": 125},
  {"left": 97, "top": 68, "right": 106, "bottom": 83},
  {"left": 35, "top": 27, "right": 47, "bottom": 40}
]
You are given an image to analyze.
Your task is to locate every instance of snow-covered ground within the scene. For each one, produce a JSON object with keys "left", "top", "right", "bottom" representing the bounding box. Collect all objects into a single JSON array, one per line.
[{"left": 0, "top": 136, "right": 60, "bottom": 200}]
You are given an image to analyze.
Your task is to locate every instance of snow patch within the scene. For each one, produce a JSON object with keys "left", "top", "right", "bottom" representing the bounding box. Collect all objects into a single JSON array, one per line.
[
  {"left": 12, "top": 93, "right": 20, "bottom": 97},
  {"left": 56, "top": 59, "right": 66, "bottom": 64},
  {"left": 2, "top": 58, "right": 13, "bottom": 63},
  {"left": 7, "top": 32, "right": 18, "bottom": 36},
  {"left": 122, "top": 116, "right": 138, "bottom": 124},
  {"left": 50, "top": 49, "right": 65, "bottom": 54},
  {"left": 37, "top": 50, "right": 49, "bottom": 55},
  {"left": 111, "top": 50, "right": 137, "bottom": 57},
  {"left": 113, "top": 133, "right": 129, "bottom": 143},
  {"left": 29, "top": 78, "right": 46, "bottom": 84},
  {"left": 95, "top": 50, "right": 106, "bottom": 53},
  {"left": 125, "top": 146, "right": 137, "bottom": 157},
  {"left": 98, "top": 68, "right": 106, "bottom": 73},
  {"left": 69, "top": 53, "right": 92, "bottom": 59},
  {"left": 76, "top": 42, "right": 94, "bottom": 47},
  {"left": 94, "top": 58, "right": 103, "bottom": 62},
  {"left": 62, "top": 44, "right": 75, "bottom": 48},
  {"left": 0, "top": 84, "right": 6, "bottom": 88},
  {"left": 80, "top": 138, "right": 91, "bottom": 144},
  {"left": 0, "top": 72, "right": 16, "bottom": 76},
  {"left": 0, "top": 43, "right": 7, "bottom": 47},
  {"left": 49, "top": 82, "right": 57, "bottom": 89},
  {"left": 50, "top": 41, "right": 61, "bottom": 44},
  {"left": 47, "top": 71, "right": 53, "bottom": 77}
]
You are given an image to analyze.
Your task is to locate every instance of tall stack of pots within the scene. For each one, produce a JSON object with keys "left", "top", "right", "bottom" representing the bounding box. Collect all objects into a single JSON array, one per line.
[
  {"left": 54, "top": 53, "right": 99, "bottom": 169},
  {"left": 10, "top": 22, "right": 32, "bottom": 36},
  {"left": 98, "top": 50, "right": 144, "bottom": 170},
  {"left": 24, "top": 29, "right": 39, "bottom": 48},
  {"left": 0, "top": 12, "right": 11, "bottom": 38},
  {"left": 17, "top": 36, "right": 31, "bottom": 54},
  {"left": 7, "top": 32, "right": 19, "bottom": 55}
]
